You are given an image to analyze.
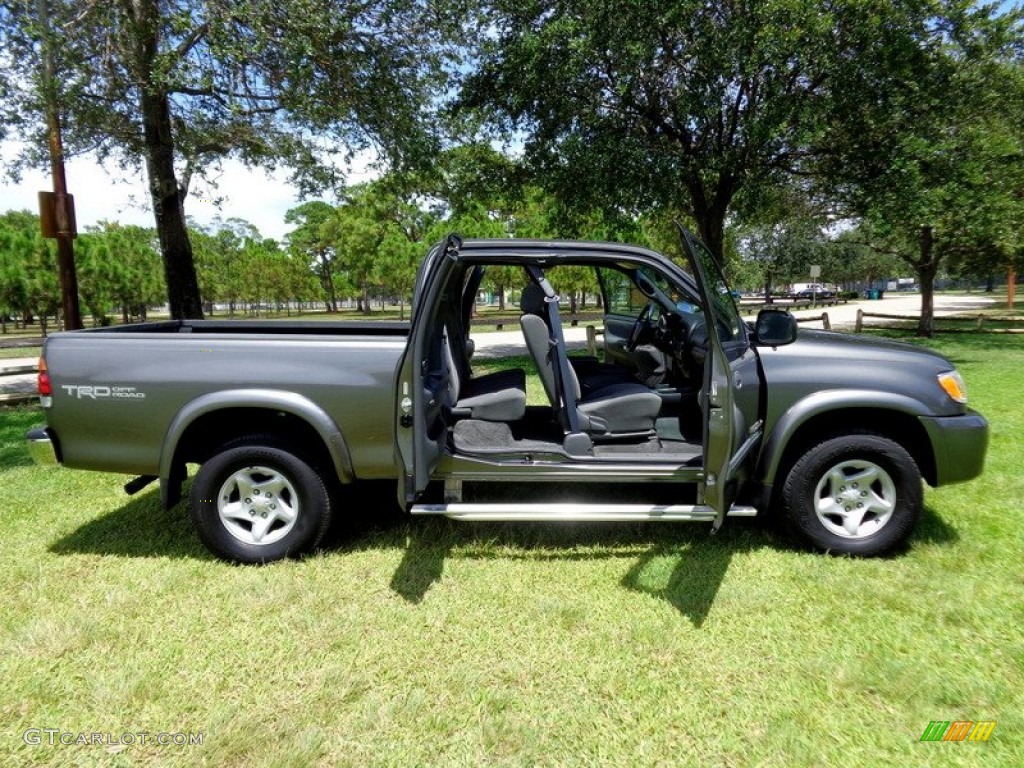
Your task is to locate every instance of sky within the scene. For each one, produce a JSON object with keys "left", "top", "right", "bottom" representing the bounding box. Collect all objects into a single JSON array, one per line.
[{"left": 0, "top": 144, "right": 376, "bottom": 241}]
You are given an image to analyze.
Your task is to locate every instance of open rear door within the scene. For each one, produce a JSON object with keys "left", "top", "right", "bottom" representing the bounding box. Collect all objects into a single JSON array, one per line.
[
  {"left": 676, "top": 224, "right": 759, "bottom": 529},
  {"left": 394, "top": 235, "right": 460, "bottom": 506}
]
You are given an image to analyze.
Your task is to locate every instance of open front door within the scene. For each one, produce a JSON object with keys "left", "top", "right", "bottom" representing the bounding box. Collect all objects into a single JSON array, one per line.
[
  {"left": 394, "top": 235, "right": 460, "bottom": 506},
  {"left": 676, "top": 225, "right": 760, "bottom": 530}
]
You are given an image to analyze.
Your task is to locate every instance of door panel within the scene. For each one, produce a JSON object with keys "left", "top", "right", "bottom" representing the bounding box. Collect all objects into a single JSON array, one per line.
[
  {"left": 596, "top": 265, "right": 648, "bottom": 367},
  {"left": 676, "top": 225, "right": 759, "bottom": 528},
  {"left": 395, "top": 235, "right": 460, "bottom": 505},
  {"left": 604, "top": 314, "right": 636, "bottom": 366}
]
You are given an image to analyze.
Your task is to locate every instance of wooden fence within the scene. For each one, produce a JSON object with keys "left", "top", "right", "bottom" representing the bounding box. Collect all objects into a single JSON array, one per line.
[
  {"left": 0, "top": 361, "right": 38, "bottom": 404},
  {"left": 853, "top": 311, "right": 1024, "bottom": 334}
]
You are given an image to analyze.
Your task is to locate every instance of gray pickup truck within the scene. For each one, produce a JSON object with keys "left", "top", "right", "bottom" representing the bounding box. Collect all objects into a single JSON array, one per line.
[{"left": 27, "top": 229, "right": 988, "bottom": 562}]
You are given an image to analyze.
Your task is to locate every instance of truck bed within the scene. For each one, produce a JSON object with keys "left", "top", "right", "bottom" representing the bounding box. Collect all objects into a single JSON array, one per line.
[{"left": 39, "top": 320, "right": 410, "bottom": 480}]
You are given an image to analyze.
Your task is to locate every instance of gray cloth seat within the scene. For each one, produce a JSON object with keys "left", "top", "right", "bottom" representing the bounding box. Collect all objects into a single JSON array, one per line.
[
  {"left": 443, "top": 327, "right": 526, "bottom": 422},
  {"left": 519, "top": 285, "right": 661, "bottom": 438},
  {"left": 569, "top": 355, "right": 640, "bottom": 395}
]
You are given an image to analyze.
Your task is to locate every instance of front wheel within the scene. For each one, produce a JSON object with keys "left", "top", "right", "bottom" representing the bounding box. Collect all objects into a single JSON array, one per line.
[
  {"left": 781, "top": 433, "right": 922, "bottom": 556},
  {"left": 190, "top": 441, "right": 333, "bottom": 563}
]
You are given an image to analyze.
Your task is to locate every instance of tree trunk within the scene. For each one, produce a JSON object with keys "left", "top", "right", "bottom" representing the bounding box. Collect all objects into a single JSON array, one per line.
[
  {"left": 696, "top": 213, "right": 726, "bottom": 266},
  {"left": 133, "top": 0, "right": 203, "bottom": 320},
  {"left": 1007, "top": 264, "right": 1017, "bottom": 309},
  {"left": 362, "top": 283, "right": 371, "bottom": 315},
  {"left": 687, "top": 175, "right": 733, "bottom": 265},
  {"left": 319, "top": 252, "right": 338, "bottom": 312},
  {"left": 916, "top": 226, "right": 937, "bottom": 338}
]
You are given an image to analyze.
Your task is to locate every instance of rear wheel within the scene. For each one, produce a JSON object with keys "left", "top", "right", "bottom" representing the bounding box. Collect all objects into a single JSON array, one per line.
[
  {"left": 781, "top": 433, "right": 922, "bottom": 556},
  {"left": 190, "top": 440, "right": 333, "bottom": 563}
]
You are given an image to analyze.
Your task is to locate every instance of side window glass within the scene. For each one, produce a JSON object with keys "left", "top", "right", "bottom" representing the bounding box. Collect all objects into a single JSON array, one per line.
[
  {"left": 686, "top": 238, "right": 744, "bottom": 344},
  {"left": 598, "top": 267, "right": 646, "bottom": 316}
]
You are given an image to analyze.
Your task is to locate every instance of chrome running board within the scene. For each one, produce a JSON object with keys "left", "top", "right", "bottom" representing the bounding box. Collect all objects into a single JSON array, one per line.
[{"left": 409, "top": 502, "right": 758, "bottom": 522}]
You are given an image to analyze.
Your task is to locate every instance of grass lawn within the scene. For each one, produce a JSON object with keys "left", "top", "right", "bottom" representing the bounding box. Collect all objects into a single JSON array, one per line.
[{"left": 0, "top": 333, "right": 1021, "bottom": 766}]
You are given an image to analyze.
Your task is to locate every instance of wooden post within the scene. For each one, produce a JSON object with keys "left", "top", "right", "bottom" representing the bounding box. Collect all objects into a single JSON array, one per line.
[
  {"left": 1009, "top": 264, "right": 1017, "bottom": 309},
  {"left": 855, "top": 309, "right": 863, "bottom": 333},
  {"left": 822, "top": 312, "right": 831, "bottom": 331},
  {"left": 37, "top": 0, "right": 82, "bottom": 330},
  {"left": 586, "top": 325, "right": 597, "bottom": 356},
  {"left": 977, "top": 314, "right": 984, "bottom": 331}
]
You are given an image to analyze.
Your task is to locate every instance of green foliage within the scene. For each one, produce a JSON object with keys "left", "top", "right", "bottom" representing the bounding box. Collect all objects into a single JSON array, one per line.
[
  {"left": 0, "top": 0, "right": 447, "bottom": 186},
  {"left": 460, "top": 0, "right": 873, "bottom": 258},
  {"left": 813, "top": 3, "right": 1024, "bottom": 333},
  {"left": 284, "top": 201, "right": 343, "bottom": 312},
  {"left": 1, "top": 333, "right": 1022, "bottom": 765},
  {"left": 0, "top": 0, "right": 453, "bottom": 317},
  {"left": 0, "top": 210, "right": 59, "bottom": 332},
  {"left": 75, "top": 222, "right": 165, "bottom": 325},
  {"left": 192, "top": 217, "right": 316, "bottom": 316}
]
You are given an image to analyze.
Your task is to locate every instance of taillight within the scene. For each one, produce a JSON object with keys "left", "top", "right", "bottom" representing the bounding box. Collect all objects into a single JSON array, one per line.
[{"left": 38, "top": 357, "right": 52, "bottom": 397}]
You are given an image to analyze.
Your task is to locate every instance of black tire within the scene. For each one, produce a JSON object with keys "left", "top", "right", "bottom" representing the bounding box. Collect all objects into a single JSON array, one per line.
[
  {"left": 190, "top": 440, "right": 333, "bottom": 563},
  {"left": 781, "top": 433, "right": 922, "bottom": 556}
]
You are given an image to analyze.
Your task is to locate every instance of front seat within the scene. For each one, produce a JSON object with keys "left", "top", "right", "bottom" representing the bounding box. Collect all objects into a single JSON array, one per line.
[
  {"left": 518, "top": 285, "right": 636, "bottom": 396},
  {"left": 519, "top": 284, "right": 661, "bottom": 439}
]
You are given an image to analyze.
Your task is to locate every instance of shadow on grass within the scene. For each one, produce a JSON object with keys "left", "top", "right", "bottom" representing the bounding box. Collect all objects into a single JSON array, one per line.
[
  {"left": 48, "top": 485, "right": 960, "bottom": 623},
  {"left": 381, "top": 515, "right": 773, "bottom": 625},
  {"left": 911, "top": 505, "right": 960, "bottom": 546},
  {"left": 48, "top": 487, "right": 209, "bottom": 560},
  {"left": 620, "top": 540, "right": 735, "bottom": 627},
  {"left": 388, "top": 521, "right": 456, "bottom": 605}
]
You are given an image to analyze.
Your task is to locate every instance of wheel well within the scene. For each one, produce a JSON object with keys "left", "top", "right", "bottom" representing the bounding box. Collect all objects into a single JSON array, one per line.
[
  {"left": 771, "top": 408, "right": 937, "bottom": 492},
  {"left": 172, "top": 408, "right": 338, "bottom": 481}
]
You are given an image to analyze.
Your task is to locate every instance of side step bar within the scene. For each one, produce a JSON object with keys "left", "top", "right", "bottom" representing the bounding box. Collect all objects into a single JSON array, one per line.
[{"left": 410, "top": 502, "right": 758, "bottom": 522}]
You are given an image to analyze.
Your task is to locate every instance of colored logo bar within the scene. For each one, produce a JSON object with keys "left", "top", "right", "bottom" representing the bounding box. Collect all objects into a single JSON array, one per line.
[{"left": 920, "top": 720, "right": 996, "bottom": 742}]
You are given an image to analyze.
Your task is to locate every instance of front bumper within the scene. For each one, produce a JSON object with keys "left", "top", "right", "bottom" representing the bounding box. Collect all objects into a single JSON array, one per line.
[
  {"left": 25, "top": 426, "right": 60, "bottom": 466},
  {"left": 919, "top": 409, "right": 988, "bottom": 486}
]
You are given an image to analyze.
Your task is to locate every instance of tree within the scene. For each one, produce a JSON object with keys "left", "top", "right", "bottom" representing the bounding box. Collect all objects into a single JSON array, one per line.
[
  {"left": 816, "top": 6, "right": 1024, "bottom": 334},
  {"left": 76, "top": 222, "right": 165, "bottom": 324},
  {"left": 0, "top": 209, "right": 60, "bottom": 333},
  {"left": 460, "top": 0, "right": 874, "bottom": 261},
  {"left": 285, "top": 201, "right": 344, "bottom": 313},
  {"left": 0, "top": 0, "right": 448, "bottom": 318},
  {"left": 461, "top": 0, "right": 1024, "bottom": 298}
]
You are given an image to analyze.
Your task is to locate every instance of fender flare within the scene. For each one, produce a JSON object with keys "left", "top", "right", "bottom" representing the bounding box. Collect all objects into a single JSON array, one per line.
[
  {"left": 757, "top": 389, "right": 932, "bottom": 486},
  {"left": 158, "top": 389, "right": 355, "bottom": 506}
]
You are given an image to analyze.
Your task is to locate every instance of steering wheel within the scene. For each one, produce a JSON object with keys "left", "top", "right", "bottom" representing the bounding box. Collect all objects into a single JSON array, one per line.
[{"left": 626, "top": 304, "right": 654, "bottom": 351}]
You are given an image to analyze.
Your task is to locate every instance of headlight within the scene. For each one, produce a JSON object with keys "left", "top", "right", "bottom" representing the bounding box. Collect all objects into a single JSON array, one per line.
[{"left": 938, "top": 371, "right": 967, "bottom": 404}]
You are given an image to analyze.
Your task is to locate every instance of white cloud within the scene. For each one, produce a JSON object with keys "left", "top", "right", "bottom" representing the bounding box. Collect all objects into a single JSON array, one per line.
[{"left": 0, "top": 144, "right": 379, "bottom": 241}]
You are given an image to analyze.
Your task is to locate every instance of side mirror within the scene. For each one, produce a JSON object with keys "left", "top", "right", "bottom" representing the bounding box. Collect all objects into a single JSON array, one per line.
[{"left": 754, "top": 309, "right": 798, "bottom": 346}]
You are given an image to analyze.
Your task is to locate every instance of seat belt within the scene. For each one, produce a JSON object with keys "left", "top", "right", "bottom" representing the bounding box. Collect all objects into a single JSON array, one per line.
[{"left": 526, "top": 266, "right": 585, "bottom": 438}]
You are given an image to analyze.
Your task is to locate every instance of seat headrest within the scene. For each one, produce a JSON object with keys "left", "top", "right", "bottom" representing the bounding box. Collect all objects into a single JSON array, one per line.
[{"left": 520, "top": 283, "right": 547, "bottom": 316}]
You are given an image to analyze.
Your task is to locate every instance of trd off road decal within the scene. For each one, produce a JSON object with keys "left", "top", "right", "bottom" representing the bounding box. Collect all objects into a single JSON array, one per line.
[{"left": 60, "top": 385, "right": 147, "bottom": 400}]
